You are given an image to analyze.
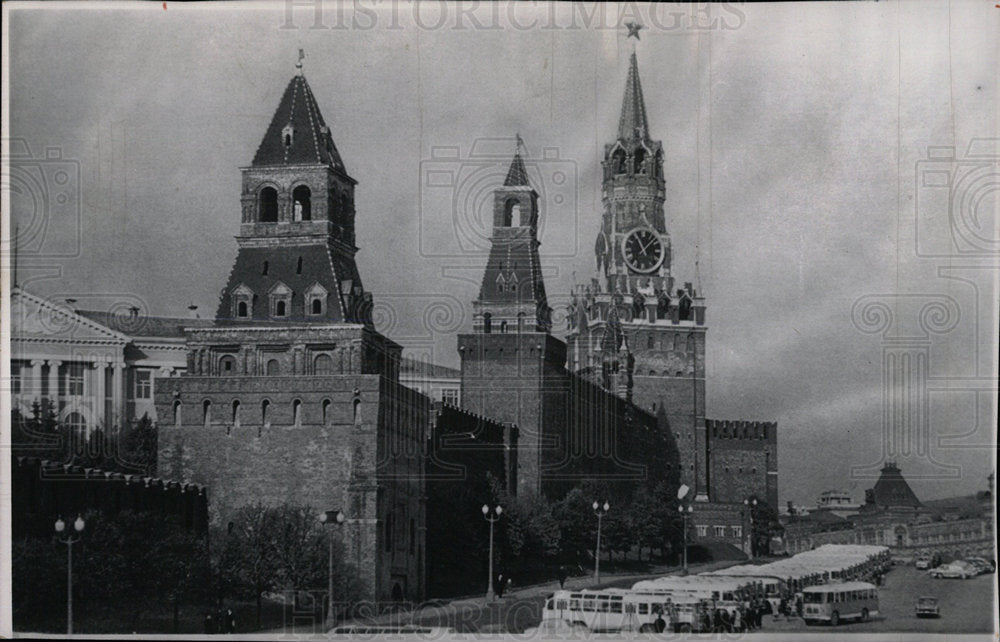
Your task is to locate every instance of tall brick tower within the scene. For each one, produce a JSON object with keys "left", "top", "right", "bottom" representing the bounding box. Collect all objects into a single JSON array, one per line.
[
  {"left": 156, "top": 61, "right": 427, "bottom": 602},
  {"left": 566, "top": 52, "right": 709, "bottom": 501},
  {"left": 459, "top": 145, "right": 567, "bottom": 497}
]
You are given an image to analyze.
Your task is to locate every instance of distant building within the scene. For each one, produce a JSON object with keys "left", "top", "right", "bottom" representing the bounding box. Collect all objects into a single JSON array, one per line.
[
  {"left": 398, "top": 357, "right": 460, "bottom": 406},
  {"left": 783, "top": 463, "right": 994, "bottom": 560},
  {"left": 9, "top": 287, "right": 209, "bottom": 431}
]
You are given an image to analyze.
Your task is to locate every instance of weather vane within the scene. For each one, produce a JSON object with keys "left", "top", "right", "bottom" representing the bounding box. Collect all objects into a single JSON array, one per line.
[{"left": 625, "top": 21, "right": 643, "bottom": 40}]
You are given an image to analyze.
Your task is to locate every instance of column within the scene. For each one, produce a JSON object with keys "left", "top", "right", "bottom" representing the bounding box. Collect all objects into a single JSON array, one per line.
[
  {"left": 112, "top": 361, "right": 125, "bottom": 428},
  {"left": 46, "top": 360, "right": 62, "bottom": 407},
  {"left": 30, "top": 359, "right": 45, "bottom": 402},
  {"left": 93, "top": 360, "right": 108, "bottom": 428}
]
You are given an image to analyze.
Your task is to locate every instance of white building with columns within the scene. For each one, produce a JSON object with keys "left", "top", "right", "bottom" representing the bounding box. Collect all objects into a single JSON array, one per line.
[{"left": 9, "top": 287, "right": 208, "bottom": 431}]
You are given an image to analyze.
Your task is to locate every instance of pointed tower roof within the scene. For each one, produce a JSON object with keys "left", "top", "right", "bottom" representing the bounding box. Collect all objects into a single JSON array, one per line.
[
  {"left": 504, "top": 152, "right": 530, "bottom": 186},
  {"left": 618, "top": 52, "right": 650, "bottom": 141},
  {"left": 869, "top": 462, "right": 923, "bottom": 509},
  {"left": 252, "top": 74, "right": 346, "bottom": 170}
]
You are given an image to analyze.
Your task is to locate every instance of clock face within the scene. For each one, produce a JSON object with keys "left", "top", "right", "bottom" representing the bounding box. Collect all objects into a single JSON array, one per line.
[{"left": 623, "top": 228, "right": 664, "bottom": 273}]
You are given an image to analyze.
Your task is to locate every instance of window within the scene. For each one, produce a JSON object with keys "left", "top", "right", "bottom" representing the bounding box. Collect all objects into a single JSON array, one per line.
[
  {"left": 441, "top": 389, "right": 459, "bottom": 406},
  {"left": 696, "top": 525, "right": 707, "bottom": 537},
  {"left": 276, "top": 300, "right": 287, "bottom": 317},
  {"left": 202, "top": 400, "right": 212, "bottom": 428},
  {"left": 647, "top": 334, "right": 655, "bottom": 349},
  {"left": 305, "top": 283, "right": 328, "bottom": 316},
  {"left": 134, "top": 370, "right": 152, "bottom": 399},
  {"left": 296, "top": 256, "right": 303, "bottom": 274},
  {"left": 65, "top": 363, "right": 85, "bottom": 396},
  {"left": 238, "top": 301, "right": 249, "bottom": 318},
  {"left": 219, "top": 356, "right": 236, "bottom": 374},
  {"left": 731, "top": 526, "right": 742, "bottom": 538},
  {"left": 266, "top": 359, "right": 280, "bottom": 376},
  {"left": 232, "top": 400, "right": 241, "bottom": 428},
  {"left": 502, "top": 198, "right": 517, "bottom": 226},
  {"left": 173, "top": 400, "right": 182, "bottom": 427},
  {"left": 261, "top": 399, "right": 270, "bottom": 426},
  {"left": 269, "top": 282, "right": 292, "bottom": 319},
  {"left": 292, "top": 399, "right": 302, "bottom": 426},
  {"left": 259, "top": 187, "right": 278, "bottom": 222},
  {"left": 483, "top": 312, "right": 492, "bottom": 334},
  {"left": 714, "top": 525, "right": 726, "bottom": 537},
  {"left": 262, "top": 260, "right": 269, "bottom": 275},
  {"left": 233, "top": 284, "right": 254, "bottom": 320},
  {"left": 314, "top": 354, "right": 334, "bottom": 375},
  {"left": 322, "top": 399, "right": 331, "bottom": 425},
  {"left": 312, "top": 299, "right": 322, "bottom": 314},
  {"left": 11, "top": 362, "right": 22, "bottom": 394},
  {"left": 292, "top": 185, "right": 311, "bottom": 221}
]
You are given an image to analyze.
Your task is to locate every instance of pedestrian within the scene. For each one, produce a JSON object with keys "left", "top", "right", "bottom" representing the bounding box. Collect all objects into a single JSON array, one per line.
[
  {"left": 557, "top": 566, "right": 568, "bottom": 589},
  {"left": 733, "top": 607, "right": 742, "bottom": 633},
  {"left": 506, "top": 577, "right": 512, "bottom": 597},
  {"left": 654, "top": 609, "right": 666, "bottom": 633},
  {"left": 796, "top": 595, "right": 803, "bottom": 618},
  {"left": 496, "top": 573, "right": 504, "bottom": 598},
  {"left": 225, "top": 607, "right": 236, "bottom": 634},
  {"left": 204, "top": 612, "right": 216, "bottom": 634}
]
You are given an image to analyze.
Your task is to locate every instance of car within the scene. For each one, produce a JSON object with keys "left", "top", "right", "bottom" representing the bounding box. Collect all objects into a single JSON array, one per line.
[
  {"left": 915, "top": 596, "right": 940, "bottom": 618},
  {"left": 915, "top": 557, "right": 931, "bottom": 570},
  {"left": 929, "top": 561, "right": 976, "bottom": 579},
  {"left": 966, "top": 557, "right": 995, "bottom": 574}
]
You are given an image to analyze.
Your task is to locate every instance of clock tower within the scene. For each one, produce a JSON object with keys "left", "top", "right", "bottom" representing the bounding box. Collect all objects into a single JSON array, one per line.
[{"left": 566, "top": 50, "right": 709, "bottom": 501}]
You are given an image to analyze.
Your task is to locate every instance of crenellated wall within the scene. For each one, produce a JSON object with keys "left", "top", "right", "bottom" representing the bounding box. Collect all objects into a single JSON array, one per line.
[{"left": 705, "top": 419, "right": 778, "bottom": 508}]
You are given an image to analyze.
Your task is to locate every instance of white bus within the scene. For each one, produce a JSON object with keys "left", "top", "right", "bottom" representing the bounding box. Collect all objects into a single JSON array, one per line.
[
  {"left": 540, "top": 589, "right": 713, "bottom": 633},
  {"left": 801, "top": 582, "right": 879, "bottom": 626}
]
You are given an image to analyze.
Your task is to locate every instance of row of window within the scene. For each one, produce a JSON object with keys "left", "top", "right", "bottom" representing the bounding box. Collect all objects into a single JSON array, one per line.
[
  {"left": 10, "top": 362, "right": 154, "bottom": 399},
  {"left": 481, "top": 312, "right": 529, "bottom": 334},
  {"left": 609, "top": 147, "right": 662, "bottom": 177},
  {"left": 258, "top": 185, "right": 312, "bottom": 222},
  {"left": 178, "top": 397, "right": 362, "bottom": 429},
  {"left": 232, "top": 281, "right": 328, "bottom": 320},
  {"left": 217, "top": 353, "right": 341, "bottom": 376}
]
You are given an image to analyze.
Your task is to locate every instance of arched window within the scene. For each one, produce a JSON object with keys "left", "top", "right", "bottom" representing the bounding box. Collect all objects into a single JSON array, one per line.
[
  {"left": 314, "top": 354, "right": 333, "bottom": 375},
  {"left": 173, "top": 400, "right": 182, "bottom": 427},
  {"left": 500, "top": 320, "right": 508, "bottom": 333},
  {"left": 296, "top": 256, "right": 303, "bottom": 274},
  {"left": 275, "top": 300, "right": 287, "bottom": 317},
  {"left": 266, "top": 359, "right": 280, "bottom": 376},
  {"left": 634, "top": 148, "right": 647, "bottom": 174},
  {"left": 202, "top": 400, "right": 211, "bottom": 428},
  {"left": 219, "top": 355, "right": 236, "bottom": 373},
  {"left": 322, "top": 399, "right": 331, "bottom": 426},
  {"left": 502, "top": 198, "right": 517, "bottom": 227},
  {"left": 517, "top": 312, "right": 525, "bottom": 333},
  {"left": 232, "top": 400, "right": 241, "bottom": 428},
  {"left": 237, "top": 301, "right": 249, "bottom": 318},
  {"left": 686, "top": 334, "right": 694, "bottom": 352},
  {"left": 483, "top": 312, "right": 492, "bottom": 334},
  {"left": 312, "top": 298, "right": 322, "bottom": 314},
  {"left": 262, "top": 260, "right": 269, "bottom": 275},
  {"left": 259, "top": 187, "right": 278, "bottom": 223},
  {"left": 353, "top": 397, "right": 361, "bottom": 425},
  {"left": 261, "top": 399, "right": 270, "bottom": 426},
  {"left": 292, "top": 185, "right": 311, "bottom": 221},
  {"left": 612, "top": 149, "right": 627, "bottom": 174},
  {"left": 292, "top": 399, "right": 302, "bottom": 426}
]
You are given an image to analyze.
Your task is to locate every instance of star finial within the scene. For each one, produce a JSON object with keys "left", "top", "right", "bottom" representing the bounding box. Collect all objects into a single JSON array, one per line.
[
  {"left": 625, "top": 22, "right": 643, "bottom": 40},
  {"left": 296, "top": 48, "right": 305, "bottom": 75}
]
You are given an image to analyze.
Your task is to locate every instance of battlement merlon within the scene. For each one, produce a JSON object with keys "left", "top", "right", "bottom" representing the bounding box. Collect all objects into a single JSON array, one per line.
[{"left": 705, "top": 419, "right": 778, "bottom": 442}]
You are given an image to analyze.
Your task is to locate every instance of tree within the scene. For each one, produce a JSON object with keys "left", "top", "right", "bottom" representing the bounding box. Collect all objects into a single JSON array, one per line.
[
  {"left": 217, "top": 503, "right": 278, "bottom": 630},
  {"left": 496, "top": 487, "right": 561, "bottom": 583}
]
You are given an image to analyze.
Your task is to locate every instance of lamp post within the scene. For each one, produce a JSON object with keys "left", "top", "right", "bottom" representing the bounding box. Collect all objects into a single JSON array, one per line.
[
  {"left": 678, "top": 504, "right": 692, "bottom": 574},
  {"left": 55, "top": 515, "right": 85, "bottom": 635},
  {"left": 743, "top": 498, "right": 757, "bottom": 560},
  {"left": 319, "top": 509, "right": 345, "bottom": 626},
  {"left": 592, "top": 501, "right": 609, "bottom": 585},
  {"left": 482, "top": 504, "right": 502, "bottom": 601}
]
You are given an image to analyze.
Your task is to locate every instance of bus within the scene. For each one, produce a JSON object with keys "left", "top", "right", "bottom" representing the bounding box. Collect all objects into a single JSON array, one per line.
[
  {"left": 540, "top": 589, "right": 713, "bottom": 633},
  {"left": 801, "top": 582, "right": 879, "bottom": 626}
]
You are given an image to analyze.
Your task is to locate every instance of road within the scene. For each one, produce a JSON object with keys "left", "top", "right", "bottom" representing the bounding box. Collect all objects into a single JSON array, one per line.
[{"left": 766, "top": 564, "right": 996, "bottom": 634}]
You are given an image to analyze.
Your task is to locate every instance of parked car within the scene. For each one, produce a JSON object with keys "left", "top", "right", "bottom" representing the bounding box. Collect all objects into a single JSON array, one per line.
[
  {"left": 966, "top": 557, "right": 995, "bottom": 574},
  {"left": 915, "top": 557, "right": 931, "bottom": 570},
  {"left": 915, "top": 596, "right": 940, "bottom": 618},
  {"left": 929, "top": 561, "right": 976, "bottom": 579}
]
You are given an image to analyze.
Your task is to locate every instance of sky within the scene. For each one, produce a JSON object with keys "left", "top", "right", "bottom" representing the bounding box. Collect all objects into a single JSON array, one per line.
[{"left": 5, "top": 1, "right": 998, "bottom": 505}]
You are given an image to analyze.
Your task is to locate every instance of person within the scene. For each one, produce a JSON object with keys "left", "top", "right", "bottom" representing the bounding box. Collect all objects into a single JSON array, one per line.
[
  {"left": 796, "top": 595, "right": 803, "bottom": 618},
  {"left": 557, "top": 566, "right": 568, "bottom": 589},
  {"left": 225, "top": 607, "right": 236, "bottom": 634},
  {"left": 203, "top": 612, "right": 216, "bottom": 634},
  {"left": 506, "top": 577, "right": 513, "bottom": 597},
  {"left": 496, "top": 573, "right": 504, "bottom": 598},
  {"left": 733, "top": 607, "right": 743, "bottom": 633},
  {"left": 654, "top": 610, "right": 666, "bottom": 633}
]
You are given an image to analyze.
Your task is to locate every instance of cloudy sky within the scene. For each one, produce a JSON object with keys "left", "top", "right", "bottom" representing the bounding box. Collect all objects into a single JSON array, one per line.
[{"left": 6, "top": 1, "right": 998, "bottom": 505}]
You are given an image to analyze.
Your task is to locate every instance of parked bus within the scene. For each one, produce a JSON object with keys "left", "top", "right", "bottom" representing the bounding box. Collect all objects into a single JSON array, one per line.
[
  {"left": 801, "top": 582, "right": 879, "bottom": 626},
  {"left": 540, "top": 589, "right": 713, "bottom": 633}
]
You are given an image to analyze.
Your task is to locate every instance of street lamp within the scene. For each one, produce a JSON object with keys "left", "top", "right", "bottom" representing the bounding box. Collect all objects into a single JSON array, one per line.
[
  {"left": 482, "top": 504, "right": 502, "bottom": 601},
  {"left": 592, "top": 501, "right": 609, "bottom": 585},
  {"left": 319, "top": 509, "right": 345, "bottom": 626},
  {"left": 55, "top": 515, "right": 85, "bottom": 635},
  {"left": 743, "top": 498, "right": 758, "bottom": 560},
  {"left": 678, "top": 504, "right": 693, "bottom": 574}
]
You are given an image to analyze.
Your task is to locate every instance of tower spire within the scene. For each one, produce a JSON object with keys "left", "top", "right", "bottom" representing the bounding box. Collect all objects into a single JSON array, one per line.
[
  {"left": 504, "top": 134, "right": 530, "bottom": 187},
  {"left": 618, "top": 52, "right": 650, "bottom": 142}
]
